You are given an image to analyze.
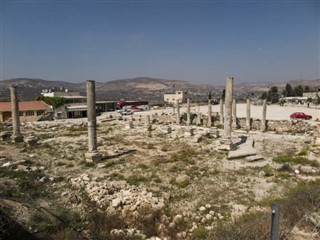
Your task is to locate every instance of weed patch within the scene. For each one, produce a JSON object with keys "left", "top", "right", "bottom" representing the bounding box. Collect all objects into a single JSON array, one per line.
[{"left": 273, "top": 155, "right": 319, "bottom": 167}]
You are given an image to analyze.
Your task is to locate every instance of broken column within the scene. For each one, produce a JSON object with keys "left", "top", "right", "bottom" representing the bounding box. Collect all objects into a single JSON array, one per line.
[
  {"left": 261, "top": 99, "right": 267, "bottom": 132},
  {"left": 196, "top": 104, "right": 201, "bottom": 126},
  {"left": 10, "top": 85, "right": 23, "bottom": 142},
  {"left": 219, "top": 99, "right": 224, "bottom": 125},
  {"left": 207, "top": 99, "right": 212, "bottom": 127},
  {"left": 232, "top": 99, "right": 237, "bottom": 128},
  {"left": 223, "top": 77, "right": 234, "bottom": 141},
  {"left": 246, "top": 98, "right": 251, "bottom": 131},
  {"left": 145, "top": 115, "right": 151, "bottom": 125},
  {"left": 186, "top": 98, "right": 191, "bottom": 125},
  {"left": 85, "top": 80, "right": 102, "bottom": 163},
  {"left": 176, "top": 99, "right": 181, "bottom": 125}
]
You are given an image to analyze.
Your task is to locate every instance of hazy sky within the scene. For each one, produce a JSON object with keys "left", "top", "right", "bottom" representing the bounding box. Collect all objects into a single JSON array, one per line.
[{"left": 1, "top": 0, "right": 319, "bottom": 84}]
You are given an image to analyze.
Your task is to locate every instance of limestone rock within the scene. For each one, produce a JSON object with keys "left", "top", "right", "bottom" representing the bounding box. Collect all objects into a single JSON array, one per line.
[{"left": 24, "top": 136, "right": 38, "bottom": 146}]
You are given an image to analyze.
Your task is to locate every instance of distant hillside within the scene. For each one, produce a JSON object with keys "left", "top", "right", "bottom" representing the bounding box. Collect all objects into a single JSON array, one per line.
[
  {"left": 0, "top": 78, "right": 82, "bottom": 101},
  {"left": 1, "top": 77, "right": 319, "bottom": 103},
  {"left": 0, "top": 77, "right": 218, "bottom": 103}
]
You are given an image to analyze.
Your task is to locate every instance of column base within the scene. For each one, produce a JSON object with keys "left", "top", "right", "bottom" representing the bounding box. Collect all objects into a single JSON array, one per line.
[
  {"left": 11, "top": 134, "right": 24, "bottom": 143},
  {"left": 85, "top": 151, "right": 102, "bottom": 163},
  {"left": 219, "top": 138, "right": 233, "bottom": 150}
]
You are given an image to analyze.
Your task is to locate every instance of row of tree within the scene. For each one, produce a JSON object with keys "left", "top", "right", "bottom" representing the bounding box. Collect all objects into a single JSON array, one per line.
[{"left": 261, "top": 84, "right": 312, "bottom": 103}]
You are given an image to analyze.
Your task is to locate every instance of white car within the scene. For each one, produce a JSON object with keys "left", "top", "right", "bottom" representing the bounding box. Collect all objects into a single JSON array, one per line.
[{"left": 119, "top": 109, "right": 134, "bottom": 115}]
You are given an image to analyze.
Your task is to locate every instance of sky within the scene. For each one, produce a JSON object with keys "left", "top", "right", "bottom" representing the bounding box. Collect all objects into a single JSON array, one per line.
[{"left": 0, "top": 0, "right": 319, "bottom": 85}]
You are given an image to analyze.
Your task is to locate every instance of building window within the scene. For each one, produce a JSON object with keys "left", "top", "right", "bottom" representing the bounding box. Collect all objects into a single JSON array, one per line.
[
  {"left": 19, "top": 112, "right": 24, "bottom": 116},
  {"left": 36, "top": 110, "right": 45, "bottom": 116},
  {"left": 26, "top": 111, "right": 34, "bottom": 116}
]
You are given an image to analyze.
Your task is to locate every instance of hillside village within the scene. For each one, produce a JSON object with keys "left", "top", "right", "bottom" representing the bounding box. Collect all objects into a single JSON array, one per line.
[{"left": 0, "top": 77, "right": 320, "bottom": 239}]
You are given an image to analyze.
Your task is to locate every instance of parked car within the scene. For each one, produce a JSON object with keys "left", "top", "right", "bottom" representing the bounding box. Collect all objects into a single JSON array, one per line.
[
  {"left": 120, "top": 109, "right": 134, "bottom": 115},
  {"left": 290, "top": 112, "right": 312, "bottom": 120}
]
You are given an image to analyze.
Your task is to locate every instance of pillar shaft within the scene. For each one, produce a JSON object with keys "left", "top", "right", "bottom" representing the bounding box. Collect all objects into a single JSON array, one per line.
[
  {"left": 87, "top": 80, "right": 98, "bottom": 152},
  {"left": 246, "top": 98, "right": 251, "bottom": 130},
  {"left": 224, "top": 77, "right": 234, "bottom": 138},
  {"left": 232, "top": 99, "right": 237, "bottom": 128},
  {"left": 10, "top": 86, "right": 23, "bottom": 142},
  {"left": 261, "top": 99, "right": 267, "bottom": 131},
  {"left": 176, "top": 99, "right": 180, "bottom": 125},
  {"left": 186, "top": 98, "right": 191, "bottom": 125},
  {"left": 219, "top": 99, "right": 224, "bottom": 125},
  {"left": 10, "top": 86, "right": 21, "bottom": 136},
  {"left": 207, "top": 99, "right": 212, "bottom": 127}
]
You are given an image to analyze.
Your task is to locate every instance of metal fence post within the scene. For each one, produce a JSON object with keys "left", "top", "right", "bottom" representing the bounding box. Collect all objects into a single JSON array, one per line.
[{"left": 271, "top": 203, "right": 280, "bottom": 240}]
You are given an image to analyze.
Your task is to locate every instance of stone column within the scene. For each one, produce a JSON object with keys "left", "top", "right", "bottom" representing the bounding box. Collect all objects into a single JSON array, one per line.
[
  {"left": 196, "top": 103, "right": 201, "bottom": 125},
  {"left": 232, "top": 99, "right": 237, "bottom": 128},
  {"left": 246, "top": 98, "right": 251, "bottom": 130},
  {"left": 145, "top": 115, "right": 151, "bottom": 125},
  {"left": 207, "top": 99, "right": 212, "bottom": 127},
  {"left": 176, "top": 99, "right": 180, "bottom": 125},
  {"left": 10, "top": 85, "right": 23, "bottom": 142},
  {"left": 85, "top": 80, "right": 102, "bottom": 163},
  {"left": 261, "top": 99, "right": 267, "bottom": 132},
  {"left": 186, "top": 98, "right": 191, "bottom": 125},
  {"left": 219, "top": 99, "right": 224, "bottom": 125},
  {"left": 224, "top": 77, "right": 233, "bottom": 139}
]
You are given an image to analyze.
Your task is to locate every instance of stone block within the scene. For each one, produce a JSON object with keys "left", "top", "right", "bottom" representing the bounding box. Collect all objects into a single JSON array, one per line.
[
  {"left": 85, "top": 151, "right": 102, "bottom": 163},
  {"left": 11, "top": 134, "right": 24, "bottom": 143},
  {"left": 0, "top": 131, "right": 11, "bottom": 141},
  {"left": 24, "top": 136, "right": 38, "bottom": 146}
]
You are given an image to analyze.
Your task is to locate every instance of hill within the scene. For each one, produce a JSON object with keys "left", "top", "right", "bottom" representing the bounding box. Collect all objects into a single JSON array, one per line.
[
  {"left": 0, "top": 77, "right": 218, "bottom": 103},
  {"left": 1, "top": 77, "right": 319, "bottom": 102}
]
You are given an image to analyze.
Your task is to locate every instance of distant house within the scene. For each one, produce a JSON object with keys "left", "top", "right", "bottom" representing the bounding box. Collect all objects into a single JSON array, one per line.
[
  {"left": 164, "top": 91, "right": 191, "bottom": 104},
  {"left": 41, "top": 89, "right": 87, "bottom": 104},
  {"left": 40, "top": 89, "right": 117, "bottom": 119},
  {"left": 0, "top": 101, "right": 52, "bottom": 122},
  {"left": 303, "top": 91, "right": 320, "bottom": 100}
]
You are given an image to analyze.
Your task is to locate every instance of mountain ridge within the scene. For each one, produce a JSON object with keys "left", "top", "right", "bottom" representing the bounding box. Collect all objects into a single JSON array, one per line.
[{"left": 1, "top": 77, "right": 319, "bottom": 102}]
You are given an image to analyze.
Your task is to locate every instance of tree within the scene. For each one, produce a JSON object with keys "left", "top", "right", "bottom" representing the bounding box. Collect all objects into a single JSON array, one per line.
[
  {"left": 221, "top": 89, "right": 225, "bottom": 100},
  {"left": 261, "top": 91, "right": 268, "bottom": 99},
  {"left": 284, "top": 83, "right": 293, "bottom": 97},
  {"left": 36, "top": 96, "right": 65, "bottom": 108},
  {"left": 268, "top": 86, "right": 279, "bottom": 103},
  {"left": 293, "top": 85, "right": 303, "bottom": 97},
  {"left": 304, "top": 85, "right": 310, "bottom": 93}
]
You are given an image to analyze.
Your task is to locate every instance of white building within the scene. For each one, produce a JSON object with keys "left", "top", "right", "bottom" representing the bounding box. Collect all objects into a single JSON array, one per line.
[{"left": 164, "top": 91, "right": 191, "bottom": 104}]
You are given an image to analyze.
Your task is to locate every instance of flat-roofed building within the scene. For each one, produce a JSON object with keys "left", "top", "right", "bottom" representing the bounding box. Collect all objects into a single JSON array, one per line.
[{"left": 164, "top": 91, "right": 191, "bottom": 104}]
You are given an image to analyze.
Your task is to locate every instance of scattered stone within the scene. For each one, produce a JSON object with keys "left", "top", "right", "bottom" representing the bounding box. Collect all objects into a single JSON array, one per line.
[
  {"left": 0, "top": 131, "right": 11, "bottom": 141},
  {"left": 24, "top": 136, "right": 38, "bottom": 146},
  {"left": 175, "top": 174, "right": 190, "bottom": 185},
  {"left": 69, "top": 194, "right": 81, "bottom": 204},
  {"left": 245, "top": 155, "right": 264, "bottom": 162},
  {"left": 2, "top": 162, "right": 11, "bottom": 168},
  {"left": 125, "top": 121, "right": 134, "bottom": 129},
  {"left": 199, "top": 206, "right": 206, "bottom": 212},
  {"left": 173, "top": 214, "right": 183, "bottom": 223},
  {"left": 39, "top": 176, "right": 47, "bottom": 182}
]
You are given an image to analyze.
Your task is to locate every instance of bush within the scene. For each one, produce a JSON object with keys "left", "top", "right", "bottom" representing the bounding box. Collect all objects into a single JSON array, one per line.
[{"left": 273, "top": 155, "right": 319, "bottom": 167}]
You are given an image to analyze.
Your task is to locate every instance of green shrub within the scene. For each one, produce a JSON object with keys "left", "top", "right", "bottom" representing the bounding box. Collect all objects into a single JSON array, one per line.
[
  {"left": 192, "top": 225, "right": 207, "bottom": 239},
  {"left": 273, "top": 155, "right": 319, "bottom": 167},
  {"left": 126, "top": 175, "right": 148, "bottom": 186}
]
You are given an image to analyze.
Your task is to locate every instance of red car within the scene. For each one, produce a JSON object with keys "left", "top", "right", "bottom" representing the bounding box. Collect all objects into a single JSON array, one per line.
[{"left": 290, "top": 112, "right": 312, "bottom": 120}]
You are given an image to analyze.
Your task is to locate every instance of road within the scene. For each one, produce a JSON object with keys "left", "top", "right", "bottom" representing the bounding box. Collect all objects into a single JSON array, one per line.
[{"left": 137, "top": 104, "right": 320, "bottom": 122}]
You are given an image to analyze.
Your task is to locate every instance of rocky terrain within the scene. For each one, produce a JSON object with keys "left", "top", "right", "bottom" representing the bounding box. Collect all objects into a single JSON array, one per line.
[{"left": 1, "top": 106, "right": 320, "bottom": 239}]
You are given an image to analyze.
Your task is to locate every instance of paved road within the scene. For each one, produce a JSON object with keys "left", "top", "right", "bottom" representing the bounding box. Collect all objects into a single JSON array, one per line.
[{"left": 134, "top": 104, "right": 320, "bottom": 122}]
